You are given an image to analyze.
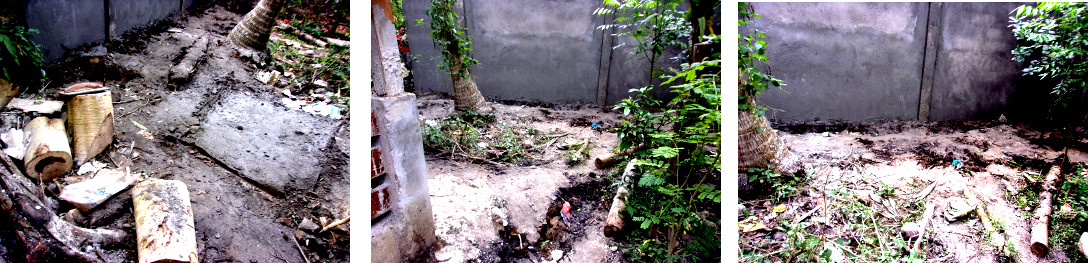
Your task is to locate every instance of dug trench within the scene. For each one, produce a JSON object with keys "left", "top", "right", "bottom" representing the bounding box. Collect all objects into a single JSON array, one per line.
[{"left": 492, "top": 179, "right": 610, "bottom": 261}]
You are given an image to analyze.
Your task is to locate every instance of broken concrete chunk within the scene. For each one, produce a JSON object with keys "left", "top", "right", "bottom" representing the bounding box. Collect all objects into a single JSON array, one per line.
[
  {"left": 1, "top": 128, "right": 25, "bottom": 160},
  {"left": 299, "top": 218, "right": 320, "bottom": 232},
  {"left": 6, "top": 98, "right": 65, "bottom": 114},
  {"left": 76, "top": 160, "right": 108, "bottom": 175},
  {"left": 133, "top": 179, "right": 198, "bottom": 263},
  {"left": 59, "top": 167, "right": 136, "bottom": 212}
]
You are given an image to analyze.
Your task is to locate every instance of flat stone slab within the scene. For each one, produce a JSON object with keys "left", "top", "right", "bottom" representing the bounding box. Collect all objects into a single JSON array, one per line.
[{"left": 194, "top": 92, "right": 339, "bottom": 196}]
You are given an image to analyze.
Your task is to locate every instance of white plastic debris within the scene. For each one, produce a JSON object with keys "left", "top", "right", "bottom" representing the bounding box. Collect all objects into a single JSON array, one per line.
[
  {"left": 301, "top": 101, "right": 341, "bottom": 119},
  {"left": 76, "top": 160, "right": 108, "bottom": 175},
  {"left": 59, "top": 167, "right": 137, "bottom": 212},
  {"left": 255, "top": 71, "right": 280, "bottom": 84},
  {"left": 281, "top": 98, "right": 306, "bottom": 109},
  {"left": 313, "top": 79, "right": 329, "bottom": 87},
  {"left": 1, "top": 128, "right": 25, "bottom": 160},
  {"left": 541, "top": 250, "right": 564, "bottom": 263}
]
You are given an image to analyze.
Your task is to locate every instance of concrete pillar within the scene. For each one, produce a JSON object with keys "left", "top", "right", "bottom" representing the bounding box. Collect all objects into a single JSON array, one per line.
[
  {"left": 371, "top": 2, "right": 436, "bottom": 261},
  {"left": 372, "top": 3, "right": 406, "bottom": 97},
  {"left": 371, "top": 93, "right": 436, "bottom": 262}
]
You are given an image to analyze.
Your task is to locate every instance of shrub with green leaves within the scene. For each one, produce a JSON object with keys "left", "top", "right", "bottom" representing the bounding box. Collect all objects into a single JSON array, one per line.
[
  {"left": 595, "top": 0, "right": 691, "bottom": 81},
  {"left": 1010, "top": 3, "right": 1088, "bottom": 111},
  {"left": 0, "top": 24, "right": 46, "bottom": 89},
  {"left": 614, "top": 59, "right": 721, "bottom": 262}
]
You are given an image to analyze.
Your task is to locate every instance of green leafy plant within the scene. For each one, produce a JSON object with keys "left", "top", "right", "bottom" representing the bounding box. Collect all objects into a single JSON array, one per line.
[
  {"left": 738, "top": 2, "right": 783, "bottom": 114},
  {"left": 1010, "top": 3, "right": 1088, "bottom": 114},
  {"left": 746, "top": 167, "right": 802, "bottom": 201},
  {"left": 426, "top": 0, "right": 477, "bottom": 78},
  {"left": 615, "top": 59, "right": 721, "bottom": 262},
  {"left": 0, "top": 24, "right": 46, "bottom": 89},
  {"left": 595, "top": 0, "right": 691, "bottom": 82}
]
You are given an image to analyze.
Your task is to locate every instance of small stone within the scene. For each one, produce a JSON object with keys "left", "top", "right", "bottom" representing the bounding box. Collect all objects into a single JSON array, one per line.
[
  {"left": 822, "top": 132, "right": 831, "bottom": 137},
  {"left": 299, "top": 218, "right": 320, "bottom": 232}
]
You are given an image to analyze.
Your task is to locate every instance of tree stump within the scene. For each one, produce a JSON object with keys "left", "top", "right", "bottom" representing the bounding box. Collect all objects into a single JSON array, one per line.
[
  {"left": 23, "top": 117, "right": 72, "bottom": 180},
  {"left": 133, "top": 179, "right": 198, "bottom": 263},
  {"left": 65, "top": 85, "right": 114, "bottom": 166}
]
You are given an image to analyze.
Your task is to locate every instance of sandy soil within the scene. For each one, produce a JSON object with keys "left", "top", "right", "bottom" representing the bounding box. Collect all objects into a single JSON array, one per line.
[
  {"left": 418, "top": 95, "right": 628, "bottom": 263},
  {"left": 741, "top": 120, "right": 1088, "bottom": 263}
]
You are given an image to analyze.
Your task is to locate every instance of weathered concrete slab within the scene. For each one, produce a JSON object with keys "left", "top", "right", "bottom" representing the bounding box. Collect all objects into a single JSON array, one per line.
[
  {"left": 25, "top": 0, "right": 107, "bottom": 62},
  {"left": 193, "top": 92, "right": 339, "bottom": 196}
]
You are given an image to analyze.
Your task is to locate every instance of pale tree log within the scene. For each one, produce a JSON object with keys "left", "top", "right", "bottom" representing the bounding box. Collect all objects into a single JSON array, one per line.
[
  {"left": 133, "top": 179, "right": 198, "bottom": 263},
  {"left": 1030, "top": 164, "right": 1063, "bottom": 257},
  {"left": 64, "top": 83, "right": 114, "bottom": 166},
  {"left": 23, "top": 116, "right": 72, "bottom": 180}
]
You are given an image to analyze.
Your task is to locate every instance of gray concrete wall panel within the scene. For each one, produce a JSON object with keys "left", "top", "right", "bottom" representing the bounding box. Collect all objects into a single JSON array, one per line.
[
  {"left": 751, "top": 2, "right": 928, "bottom": 122},
  {"left": 25, "top": 0, "right": 107, "bottom": 62},
  {"left": 110, "top": 0, "right": 181, "bottom": 40},
  {"left": 927, "top": 2, "right": 1025, "bottom": 121}
]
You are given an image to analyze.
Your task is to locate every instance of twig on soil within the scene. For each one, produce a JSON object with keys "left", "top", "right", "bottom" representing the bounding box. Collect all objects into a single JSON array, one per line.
[
  {"left": 793, "top": 204, "right": 823, "bottom": 225},
  {"left": 112, "top": 98, "right": 142, "bottom": 104},
  {"left": 292, "top": 233, "right": 311, "bottom": 263},
  {"left": 456, "top": 152, "right": 500, "bottom": 166},
  {"left": 911, "top": 203, "right": 936, "bottom": 255},
  {"left": 118, "top": 97, "right": 162, "bottom": 118},
  {"left": 913, "top": 182, "right": 938, "bottom": 202},
  {"left": 320, "top": 216, "right": 350, "bottom": 232}
]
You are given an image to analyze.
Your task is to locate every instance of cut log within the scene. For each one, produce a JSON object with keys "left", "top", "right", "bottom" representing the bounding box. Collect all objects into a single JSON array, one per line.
[
  {"left": 603, "top": 161, "right": 636, "bottom": 237},
  {"left": 1030, "top": 164, "right": 1063, "bottom": 257},
  {"left": 168, "top": 35, "right": 209, "bottom": 84},
  {"left": 66, "top": 88, "right": 114, "bottom": 166},
  {"left": 133, "top": 179, "right": 198, "bottom": 263},
  {"left": 23, "top": 117, "right": 73, "bottom": 180}
]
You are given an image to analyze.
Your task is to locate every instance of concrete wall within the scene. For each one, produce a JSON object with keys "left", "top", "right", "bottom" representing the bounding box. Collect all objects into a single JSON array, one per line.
[
  {"left": 404, "top": 0, "right": 685, "bottom": 105},
  {"left": 23, "top": 0, "right": 195, "bottom": 62},
  {"left": 927, "top": 2, "right": 1025, "bottom": 121},
  {"left": 750, "top": 2, "right": 928, "bottom": 122},
  {"left": 751, "top": 2, "right": 1034, "bottom": 122}
]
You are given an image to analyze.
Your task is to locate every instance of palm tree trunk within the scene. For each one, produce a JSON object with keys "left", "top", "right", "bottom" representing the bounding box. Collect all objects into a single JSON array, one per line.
[
  {"left": 450, "top": 62, "right": 490, "bottom": 113},
  {"left": 228, "top": 0, "right": 282, "bottom": 50},
  {"left": 738, "top": 94, "right": 797, "bottom": 174}
]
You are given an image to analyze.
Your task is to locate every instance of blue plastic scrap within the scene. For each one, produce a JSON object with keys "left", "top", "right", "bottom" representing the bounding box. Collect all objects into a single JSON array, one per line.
[{"left": 952, "top": 160, "right": 963, "bottom": 167}]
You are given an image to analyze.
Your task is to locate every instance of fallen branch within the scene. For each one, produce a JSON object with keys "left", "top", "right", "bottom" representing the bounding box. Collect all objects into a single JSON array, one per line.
[
  {"left": 604, "top": 161, "right": 635, "bottom": 237},
  {"left": 0, "top": 151, "right": 128, "bottom": 262},
  {"left": 595, "top": 146, "right": 642, "bottom": 169},
  {"left": 321, "top": 216, "right": 350, "bottom": 232},
  {"left": 965, "top": 189, "right": 1003, "bottom": 247},
  {"left": 292, "top": 234, "right": 311, "bottom": 263},
  {"left": 1030, "top": 164, "right": 1063, "bottom": 257}
]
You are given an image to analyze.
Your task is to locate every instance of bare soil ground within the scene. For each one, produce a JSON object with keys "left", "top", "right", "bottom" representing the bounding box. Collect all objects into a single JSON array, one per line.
[
  {"left": 0, "top": 4, "right": 349, "bottom": 262},
  {"left": 740, "top": 120, "right": 1088, "bottom": 263},
  {"left": 417, "top": 95, "right": 630, "bottom": 263}
]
